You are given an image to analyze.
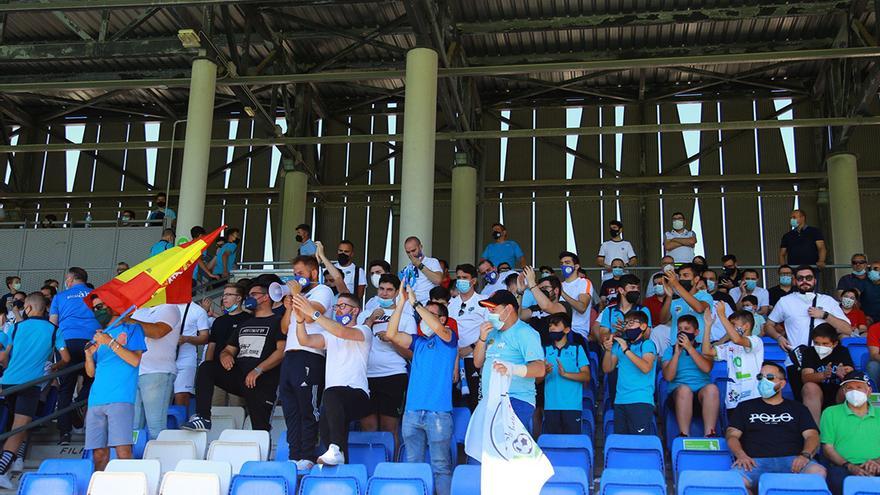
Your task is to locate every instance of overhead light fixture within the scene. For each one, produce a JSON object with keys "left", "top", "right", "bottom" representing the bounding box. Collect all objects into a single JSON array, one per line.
[
  {"left": 454, "top": 151, "right": 469, "bottom": 166},
  {"left": 282, "top": 158, "right": 296, "bottom": 172},
  {"left": 177, "top": 29, "right": 201, "bottom": 48},
  {"left": 243, "top": 106, "right": 256, "bottom": 117}
]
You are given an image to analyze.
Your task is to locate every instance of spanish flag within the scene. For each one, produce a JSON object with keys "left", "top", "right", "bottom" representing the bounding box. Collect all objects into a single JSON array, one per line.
[{"left": 85, "top": 225, "right": 225, "bottom": 314}]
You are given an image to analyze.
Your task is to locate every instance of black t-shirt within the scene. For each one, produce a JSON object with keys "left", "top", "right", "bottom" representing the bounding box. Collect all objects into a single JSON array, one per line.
[
  {"left": 711, "top": 291, "right": 737, "bottom": 312},
  {"left": 208, "top": 312, "right": 251, "bottom": 361},
  {"left": 227, "top": 315, "right": 285, "bottom": 373},
  {"left": 780, "top": 226, "right": 824, "bottom": 266},
  {"left": 729, "top": 398, "right": 817, "bottom": 458},
  {"left": 799, "top": 345, "right": 854, "bottom": 388},
  {"left": 600, "top": 279, "right": 620, "bottom": 305},
  {"left": 768, "top": 285, "right": 793, "bottom": 307}
]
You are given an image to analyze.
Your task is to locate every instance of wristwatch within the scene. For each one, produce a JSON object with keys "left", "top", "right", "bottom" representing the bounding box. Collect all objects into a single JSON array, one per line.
[
  {"left": 799, "top": 451, "right": 813, "bottom": 460},
  {"left": 254, "top": 367, "right": 263, "bottom": 375},
  {"left": 417, "top": 263, "right": 425, "bottom": 270},
  {"left": 312, "top": 310, "right": 321, "bottom": 321},
  {"left": 413, "top": 301, "right": 423, "bottom": 308}
]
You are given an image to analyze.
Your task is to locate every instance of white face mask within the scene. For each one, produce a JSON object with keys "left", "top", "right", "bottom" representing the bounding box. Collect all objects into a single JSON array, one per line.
[
  {"left": 845, "top": 390, "right": 869, "bottom": 407},
  {"left": 813, "top": 345, "right": 833, "bottom": 360},
  {"left": 672, "top": 219, "right": 685, "bottom": 230},
  {"left": 370, "top": 273, "right": 382, "bottom": 289},
  {"left": 841, "top": 297, "right": 856, "bottom": 309}
]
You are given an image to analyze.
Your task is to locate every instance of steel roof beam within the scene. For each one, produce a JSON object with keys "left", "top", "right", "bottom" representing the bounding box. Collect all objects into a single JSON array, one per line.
[{"left": 0, "top": 0, "right": 391, "bottom": 12}]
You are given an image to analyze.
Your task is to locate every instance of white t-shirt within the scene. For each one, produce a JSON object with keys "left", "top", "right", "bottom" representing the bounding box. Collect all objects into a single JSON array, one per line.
[
  {"left": 480, "top": 279, "right": 508, "bottom": 297},
  {"left": 649, "top": 323, "right": 672, "bottom": 358},
  {"left": 333, "top": 262, "right": 367, "bottom": 294},
  {"left": 285, "top": 284, "right": 334, "bottom": 355},
  {"left": 598, "top": 240, "right": 636, "bottom": 280},
  {"left": 176, "top": 303, "right": 210, "bottom": 368},
  {"left": 400, "top": 257, "right": 442, "bottom": 303},
  {"left": 767, "top": 292, "right": 849, "bottom": 366},
  {"left": 729, "top": 286, "right": 770, "bottom": 308},
  {"left": 714, "top": 336, "right": 764, "bottom": 409},
  {"left": 366, "top": 307, "right": 416, "bottom": 377},
  {"left": 133, "top": 304, "right": 182, "bottom": 376},
  {"left": 664, "top": 230, "right": 696, "bottom": 263},
  {"left": 324, "top": 324, "right": 372, "bottom": 393},
  {"left": 448, "top": 292, "right": 489, "bottom": 353},
  {"left": 562, "top": 277, "right": 594, "bottom": 337}
]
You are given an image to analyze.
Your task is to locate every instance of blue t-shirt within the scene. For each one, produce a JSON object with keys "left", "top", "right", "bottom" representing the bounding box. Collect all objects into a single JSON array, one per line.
[
  {"left": 298, "top": 239, "right": 317, "bottom": 256},
  {"left": 406, "top": 330, "right": 459, "bottom": 412},
  {"left": 482, "top": 319, "right": 544, "bottom": 405},
  {"left": 669, "top": 290, "right": 715, "bottom": 341},
  {"left": 0, "top": 318, "right": 66, "bottom": 385},
  {"left": 543, "top": 342, "right": 588, "bottom": 411},
  {"left": 612, "top": 339, "right": 657, "bottom": 405},
  {"left": 598, "top": 304, "right": 652, "bottom": 330},
  {"left": 89, "top": 323, "right": 148, "bottom": 406},
  {"left": 661, "top": 346, "right": 711, "bottom": 392},
  {"left": 481, "top": 241, "right": 524, "bottom": 269},
  {"left": 147, "top": 208, "right": 176, "bottom": 221},
  {"left": 150, "top": 240, "right": 173, "bottom": 257},
  {"left": 213, "top": 242, "right": 238, "bottom": 275},
  {"left": 50, "top": 283, "right": 101, "bottom": 341}
]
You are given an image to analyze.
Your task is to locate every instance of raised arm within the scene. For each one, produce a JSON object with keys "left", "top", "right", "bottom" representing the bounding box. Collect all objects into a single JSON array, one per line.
[
  {"left": 315, "top": 241, "right": 350, "bottom": 295},
  {"left": 407, "top": 287, "right": 452, "bottom": 343},
  {"left": 384, "top": 286, "right": 413, "bottom": 349}
]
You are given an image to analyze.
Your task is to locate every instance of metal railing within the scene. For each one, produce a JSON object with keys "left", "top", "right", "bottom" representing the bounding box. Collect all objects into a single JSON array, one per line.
[{"left": 0, "top": 363, "right": 87, "bottom": 443}]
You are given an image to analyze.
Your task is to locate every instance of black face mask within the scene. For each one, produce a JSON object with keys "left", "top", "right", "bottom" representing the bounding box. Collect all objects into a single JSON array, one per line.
[
  {"left": 337, "top": 253, "right": 351, "bottom": 266},
  {"left": 610, "top": 229, "right": 620, "bottom": 238},
  {"left": 156, "top": 201, "right": 166, "bottom": 208},
  {"left": 624, "top": 291, "right": 641, "bottom": 304},
  {"left": 295, "top": 235, "right": 303, "bottom": 243},
  {"left": 723, "top": 267, "right": 735, "bottom": 276},
  {"left": 541, "top": 289, "right": 554, "bottom": 300},
  {"left": 492, "top": 231, "right": 502, "bottom": 240},
  {"left": 679, "top": 280, "right": 693, "bottom": 292}
]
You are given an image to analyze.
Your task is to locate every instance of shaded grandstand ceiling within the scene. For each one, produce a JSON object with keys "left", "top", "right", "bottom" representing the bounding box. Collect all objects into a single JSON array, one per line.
[{"left": 0, "top": 0, "right": 875, "bottom": 124}]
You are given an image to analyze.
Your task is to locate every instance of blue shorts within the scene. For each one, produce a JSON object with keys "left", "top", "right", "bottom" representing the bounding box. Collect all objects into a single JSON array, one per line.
[
  {"left": 733, "top": 456, "right": 821, "bottom": 487},
  {"left": 85, "top": 403, "right": 135, "bottom": 450}
]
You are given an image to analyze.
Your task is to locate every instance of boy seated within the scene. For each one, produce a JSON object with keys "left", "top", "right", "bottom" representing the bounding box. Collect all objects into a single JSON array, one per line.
[
  {"left": 661, "top": 314, "right": 719, "bottom": 437},
  {"left": 740, "top": 295, "right": 766, "bottom": 335},
  {"left": 796, "top": 323, "right": 854, "bottom": 425}
]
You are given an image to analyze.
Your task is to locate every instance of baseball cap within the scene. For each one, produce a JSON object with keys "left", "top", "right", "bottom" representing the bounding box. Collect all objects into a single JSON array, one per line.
[
  {"left": 479, "top": 289, "right": 519, "bottom": 311},
  {"left": 840, "top": 370, "right": 871, "bottom": 387}
]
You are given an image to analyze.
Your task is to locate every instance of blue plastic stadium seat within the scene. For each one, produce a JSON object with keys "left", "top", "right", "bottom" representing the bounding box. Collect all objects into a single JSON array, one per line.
[
  {"left": 274, "top": 431, "right": 290, "bottom": 462},
  {"left": 710, "top": 361, "right": 729, "bottom": 381},
  {"left": 17, "top": 472, "right": 77, "bottom": 495},
  {"left": 758, "top": 473, "right": 831, "bottom": 495},
  {"left": 671, "top": 437, "right": 733, "bottom": 479},
  {"left": 451, "top": 465, "right": 480, "bottom": 495},
  {"left": 301, "top": 465, "right": 368, "bottom": 495},
  {"left": 540, "top": 466, "right": 591, "bottom": 495},
  {"left": 580, "top": 409, "right": 595, "bottom": 438},
  {"left": 239, "top": 461, "right": 297, "bottom": 495},
  {"left": 600, "top": 468, "right": 666, "bottom": 495},
  {"left": 82, "top": 448, "right": 118, "bottom": 462},
  {"left": 132, "top": 428, "right": 149, "bottom": 459},
  {"left": 366, "top": 462, "right": 434, "bottom": 495},
  {"left": 229, "top": 474, "right": 289, "bottom": 495},
  {"left": 349, "top": 431, "right": 395, "bottom": 477},
  {"left": 582, "top": 388, "right": 596, "bottom": 412},
  {"left": 843, "top": 475, "right": 880, "bottom": 495},
  {"left": 588, "top": 352, "right": 599, "bottom": 393},
  {"left": 677, "top": 470, "right": 747, "bottom": 495},
  {"left": 38, "top": 458, "right": 94, "bottom": 495},
  {"left": 603, "top": 434, "right": 664, "bottom": 472},
  {"left": 537, "top": 434, "right": 593, "bottom": 479},
  {"left": 166, "top": 404, "right": 187, "bottom": 429},
  {"left": 842, "top": 337, "right": 868, "bottom": 371},
  {"left": 763, "top": 341, "right": 787, "bottom": 365},
  {"left": 602, "top": 411, "right": 614, "bottom": 439},
  {"left": 452, "top": 407, "right": 471, "bottom": 445},
  {"left": 664, "top": 408, "right": 724, "bottom": 450}
]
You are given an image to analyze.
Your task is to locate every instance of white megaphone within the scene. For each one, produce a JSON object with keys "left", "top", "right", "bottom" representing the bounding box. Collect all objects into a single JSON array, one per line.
[{"left": 269, "top": 282, "right": 291, "bottom": 302}]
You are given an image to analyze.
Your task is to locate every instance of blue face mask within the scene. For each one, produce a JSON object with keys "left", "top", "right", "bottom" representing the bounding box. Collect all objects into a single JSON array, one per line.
[
  {"left": 869, "top": 270, "right": 880, "bottom": 282},
  {"left": 377, "top": 297, "right": 394, "bottom": 309},
  {"left": 779, "top": 275, "right": 792, "bottom": 286},
  {"left": 853, "top": 270, "right": 866, "bottom": 276},
  {"left": 455, "top": 279, "right": 472, "bottom": 294},
  {"left": 758, "top": 378, "right": 778, "bottom": 399},
  {"left": 335, "top": 313, "right": 353, "bottom": 325},
  {"left": 652, "top": 284, "right": 665, "bottom": 297},
  {"left": 612, "top": 267, "right": 625, "bottom": 278},
  {"left": 706, "top": 280, "right": 716, "bottom": 292},
  {"left": 561, "top": 265, "right": 575, "bottom": 278},
  {"left": 294, "top": 275, "right": 310, "bottom": 289},
  {"left": 790, "top": 218, "right": 799, "bottom": 229},
  {"left": 224, "top": 304, "right": 239, "bottom": 314},
  {"left": 745, "top": 280, "right": 758, "bottom": 291},
  {"left": 484, "top": 271, "right": 498, "bottom": 285},
  {"left": 243, "top": 296, "right": 258, "bottom": 311},
  {"left": 487, "top": 313, "right": 504, "bottom": 330},
  {"left": 624, "top": 328, "right": 643, "bottom": 342}
]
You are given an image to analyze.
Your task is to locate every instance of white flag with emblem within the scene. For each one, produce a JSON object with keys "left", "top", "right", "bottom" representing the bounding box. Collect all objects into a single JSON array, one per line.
[{"left": 464, "top": 363, "right": 554, "bottom": 495}]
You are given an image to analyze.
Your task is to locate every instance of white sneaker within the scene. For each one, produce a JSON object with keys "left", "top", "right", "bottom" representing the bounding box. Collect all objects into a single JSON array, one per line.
[
  {"left": 10, "top": 458, "right": 23, "bottom": 473},
  {"left": 317, "top": 444, "right": 345, "bottom": 466},
  {"left": 293, "top": 459, "right": 314, "bottom": 471},
  {"left": 0, "top": 472, "right": 13, "bottom": 490}
]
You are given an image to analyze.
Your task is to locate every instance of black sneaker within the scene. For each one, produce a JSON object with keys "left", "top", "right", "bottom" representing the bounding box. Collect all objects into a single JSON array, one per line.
[
  {"left": 58, "top": 433, "right": 71, "bottom": 446},
  {"left": 180, "top": 415, "right": 212, "bottom": 432}
]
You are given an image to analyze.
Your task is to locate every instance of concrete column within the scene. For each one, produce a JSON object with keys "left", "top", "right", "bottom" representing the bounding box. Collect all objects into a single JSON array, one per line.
[
  {"left": 450, "top": 163, "right": 477, "bottom": 268},
  {"left": 279, "top": 168, "right": 309, "bottom": 260},
  {"left": 175, "top": 57, "right": 217, "bottom": 242},
  {"left": 826, "top": 152, "right": 864, "bottom": 279},
  {"left": 397, "top": 48, "right": 438, "bottom": 269}
]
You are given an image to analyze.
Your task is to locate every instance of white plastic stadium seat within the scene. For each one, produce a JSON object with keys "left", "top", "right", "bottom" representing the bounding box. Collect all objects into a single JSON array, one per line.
[
  {"left": 206, "top": 441, "right": 260, "bottom": 474},
  {"left": 206, "top": 416, "right": 238, "bottom": 445},
  {"left": 105, "top": 459, "right": 161, "bottom": 495},
  {"left": 143, "top": 440, "right": 198, "bottom": 476},
  {"left": 88, "top": 471, "right": 148, "bottom": 495},
  {"left": 159, "top": 472, "right": 220, "bottom": 495},
  {"left": 157, "top": 430, "right": 208, "bottom": 459},
  {"left": 174, "top": 460, "right": 232, "bottom": 495},
  {"left": 218, "top": 430, "right": 271, "bottom": 461},
  {"left": 211, "top": 406, "right": 246, "bottom": 429}
]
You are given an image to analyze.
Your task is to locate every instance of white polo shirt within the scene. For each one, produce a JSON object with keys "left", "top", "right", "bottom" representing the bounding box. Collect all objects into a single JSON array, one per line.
[
  {"left": 664, "top": 229, "right": 696, "bottom": 263},
  {"left": 767, "top": 291, "right": 849, "bottom": 365}
]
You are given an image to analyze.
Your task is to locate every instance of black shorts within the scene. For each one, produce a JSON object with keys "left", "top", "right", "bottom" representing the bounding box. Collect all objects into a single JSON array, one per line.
[
  {"left": 3, "top": 385, "right": 41, "bottom": 418},
  {"left": 367, "top": 374, "right": 408, "bottom": 419}
]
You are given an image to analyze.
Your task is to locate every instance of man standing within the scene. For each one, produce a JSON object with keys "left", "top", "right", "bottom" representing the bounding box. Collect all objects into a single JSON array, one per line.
[
  {"left": 474, "top": 290, "right": 545, "bottom": 434},
  {"left": 779, "top": 209, "right": 826, "bottom": 269},
  {"left": 726, "top": 362, "right": 826, "bottom": 492},
  {"left": 51, "top": 267, "right": 102, "bottom": 446},
  {"left": 150, "top": 229, "right": 175, "bottom": 257},
  {"left": 130, "top": 303, "right": 181, "bottom": 440},
  {"left": 447, "top": 264, "right": 489, "bottom": 411},
  {"left": 597, "top": 220, "right": 637, "bottom": 280},
  {"left": 400, "top": 236, "right": 443, "bottom": 303},
  {"left": 559, "top": 251, "right": 594, "bottom": 341},
  {"left": 769, "top": 265, "right": 795, "bottom": 309},
  {"left": 212, "top": 228, "right": 240, "bottom": 280},
  {"left": 147, "top": 192, "right": 176, "bottom": 221},
  {"left": 174, "top": 301, "right": 210, "bottom": 408},
  {"left": 481, "top": 223, "right": 526, "bottom": 269},
  {"left": 0, "top": 276, "right": 20, "bottom": 308},
  {"left": 664, "top": 212, "right": 698, "bottom": 263},
  {"left": 295, "top": 224, "right": 317, "bottom": 256},
  {"left": 478, "top": 259, "right": 506, "bottom": 296},
  {"left": 332, "top": 240, "right": 367, "bottom": 299}
]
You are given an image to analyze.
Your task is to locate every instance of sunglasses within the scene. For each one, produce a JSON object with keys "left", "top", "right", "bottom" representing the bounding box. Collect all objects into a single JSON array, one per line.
[
  {"left": 756, "top": 373, "right": 780, "bottom": 381},
  {"left": 795, "top": 275, "right": 815, "bottom": 282},
  {"left": 852, "top": 260, "right": 868, "bottom": 266}
]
